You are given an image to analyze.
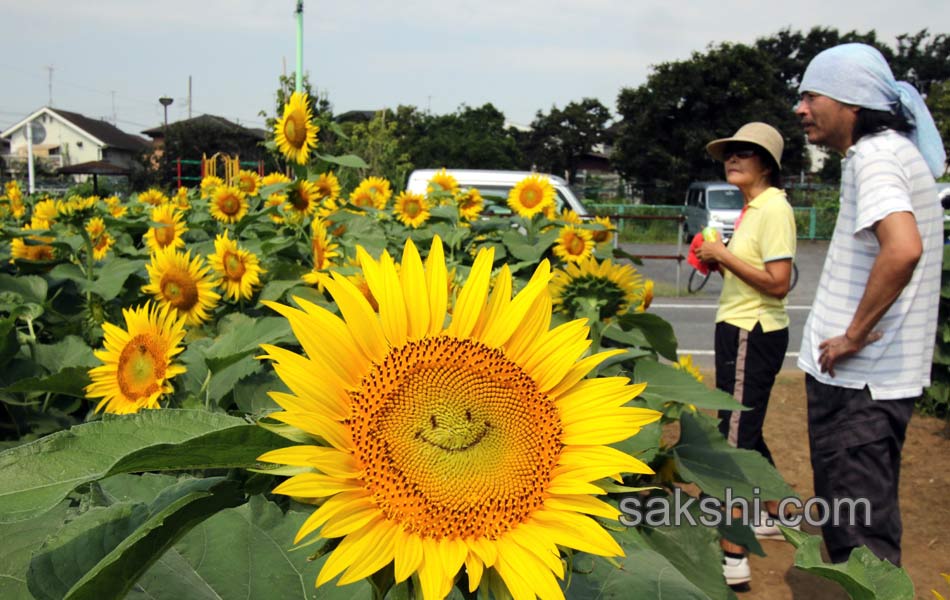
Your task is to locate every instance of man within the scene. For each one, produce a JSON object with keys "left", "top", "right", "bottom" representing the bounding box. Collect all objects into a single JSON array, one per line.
[{"left": 795, "top": 43, "right": 946, "bottom": 566}]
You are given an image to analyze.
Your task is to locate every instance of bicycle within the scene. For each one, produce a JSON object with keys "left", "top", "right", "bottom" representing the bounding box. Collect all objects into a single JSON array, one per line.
[{"left": 687, "top": 261, "right": 799, "bottom": 294}]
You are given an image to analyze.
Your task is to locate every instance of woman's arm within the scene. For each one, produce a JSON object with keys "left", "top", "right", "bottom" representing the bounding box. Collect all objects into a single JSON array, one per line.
[{"left": 695, "top": 238, "right": 792, "bottom": 298}]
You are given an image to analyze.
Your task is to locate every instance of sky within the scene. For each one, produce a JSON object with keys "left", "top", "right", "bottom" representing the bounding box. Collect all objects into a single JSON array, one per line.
[{"left": 0, "top": 0, "right": 946, "bottom": 138}]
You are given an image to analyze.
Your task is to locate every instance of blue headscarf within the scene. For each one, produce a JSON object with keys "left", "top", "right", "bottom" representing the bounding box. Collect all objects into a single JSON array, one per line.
[{"left": 799, "top": 43, "right": 947, "bottom": 178}]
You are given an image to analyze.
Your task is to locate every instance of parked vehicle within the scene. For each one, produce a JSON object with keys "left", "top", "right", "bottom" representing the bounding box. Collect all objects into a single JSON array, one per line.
[
  {"left": 682, "top": 181, "right": 743, "bottom": 242},
  {"left": 405, "top": 169, "right": 589, "bottom": 216}
]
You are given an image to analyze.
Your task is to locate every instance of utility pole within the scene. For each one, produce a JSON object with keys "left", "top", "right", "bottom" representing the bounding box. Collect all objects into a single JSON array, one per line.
[
  {"left": 46, "top": 65, "right": 54, "bottom": 106},
  {"left": 295, "top": 1, "right": 303, "bottom": 92}
]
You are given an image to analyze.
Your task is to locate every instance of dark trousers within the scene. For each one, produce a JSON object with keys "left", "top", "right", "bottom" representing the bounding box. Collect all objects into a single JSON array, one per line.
[
  {"left": 806, "top": 374, "right": 915, "bottom": 565},
  {"left": 715, "top": 322, "right": 788, "bottom": 466}
]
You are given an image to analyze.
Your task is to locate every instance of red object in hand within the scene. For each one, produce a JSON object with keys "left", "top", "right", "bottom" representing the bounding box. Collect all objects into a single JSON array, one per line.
[{"left": 687, "top": 232, "right": 719, "bottom": 274}]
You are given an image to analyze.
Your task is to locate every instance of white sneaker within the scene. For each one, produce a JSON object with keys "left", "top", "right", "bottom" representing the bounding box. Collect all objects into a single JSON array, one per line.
[
  {"left": 751, "top": 511, "right": 801, "bottom": 540},
  {"left": 722, "top": 555, "right": 751, "bottom": 586}
]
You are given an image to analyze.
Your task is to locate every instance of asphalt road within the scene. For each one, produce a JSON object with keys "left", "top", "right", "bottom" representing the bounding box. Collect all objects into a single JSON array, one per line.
[{"left": 619, "top": 239, "right": 830, "bottom": 371}]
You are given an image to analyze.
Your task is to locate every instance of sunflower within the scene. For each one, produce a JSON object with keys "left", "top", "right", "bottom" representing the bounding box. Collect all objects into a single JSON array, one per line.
[
  {"left": 10, "top": 218, "right": 55, "bottom": 262},
  {"left": 59, "top": 195, "right": 97, "bottom": 217},
  {"left": 313, "top": 172, "right": 341, "bottom": 203},
  {"left": 557, "top": 209, "right": 583, "bottom": 225},
  {"left": 262, "top": 172, "right": 291, "bottom": 188},
  {"left": 234, "top": 169, "right": 261, "bottom": 196},
  {"left": 590, "top": 216, "right": 615, "bottom": 245},
  {"left": 638, "top": 280, "right": 654, "bottom": 312},
  {"left": 285, "top": 179, "right": 319, "bottom": 219},
  {"left": 33, "top": 199, "right": 59, "bottom": 223},
  {"left": 143, "top": 204, "right": 188, "bottom": 254},
  {"left": 85, "top": 217, "right": 115, "bottom": 261},
  {"left": 209, "top": 185, "right": 249, "bottom": 224},
  {"left": 173, "top": 187, "right": 191, "bottom": 210},
  {"left": 208, "top": 231, "right": 265, "bottom": 302},
  {"left": 258, "top": 236, "right": 660, "bottom": 600},
  {"left": 301, "top": 220, "right": 340, "bottom": 286},
  {"left": 103, "top": 195, "right": 128, "bottom": 218},
  {"left": 553, "top": 225, "right": 594, "bottom": 264},
  {"left": 85, "top": 302, "right": 187, "bottom": 414},
  {"left": 138, "top": 189, "right": 169, "bottom": 206},
  {"left": 7, "top": 182, "right": 25, "bottom": 220},
  {"left": 393, "top": 191, "right": 430, "bottom": 228},
  {"left": 508, "top": 174, "right": 555, "bottom": 218},
  {"left": 142, "top": 247, "right": 221, "bottom": 326},
  {"left": 427, "top": 168, "right": 458, "bottom": 197},
  {"left": 275, "top": 91, "right": 319, "bottom": 165},
  {"left": 350, "top": 176, "right": 391, "bottom": 209},
  {"left": 550, "top": 257, "right": 644, "bottom": 321},
  {"left": 200, "top": 176, "right": 224, "bottom": 199},
  {"left": 673, "top": 354, "right": 703, "bottom": 383},
  {"left": 455, "top": 188, "right": 484, "bottom": 221}
]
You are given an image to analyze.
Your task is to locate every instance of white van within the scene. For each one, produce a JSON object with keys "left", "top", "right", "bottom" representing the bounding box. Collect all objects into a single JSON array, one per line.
[
  {"left": 405, "top": 169, "right": 589, "bottom": 217},
  {"left": 683, "top": 181, "right": 743, "bottom": 241}
]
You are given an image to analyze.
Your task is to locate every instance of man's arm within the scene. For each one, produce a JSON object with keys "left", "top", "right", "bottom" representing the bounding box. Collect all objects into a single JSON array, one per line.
[{"left": 818, "top": 211, "right": 922, "bottom": 375}]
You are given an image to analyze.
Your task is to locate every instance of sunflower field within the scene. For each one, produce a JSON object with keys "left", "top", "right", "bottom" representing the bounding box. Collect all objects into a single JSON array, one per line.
[{"left": 0, "top": 93, "right": 907, "bottom": 600}]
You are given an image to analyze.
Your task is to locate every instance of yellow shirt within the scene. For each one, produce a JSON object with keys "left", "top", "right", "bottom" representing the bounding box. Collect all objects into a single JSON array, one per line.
[{"left": 716, "top": 187, "right": 796, "bottom": 332}]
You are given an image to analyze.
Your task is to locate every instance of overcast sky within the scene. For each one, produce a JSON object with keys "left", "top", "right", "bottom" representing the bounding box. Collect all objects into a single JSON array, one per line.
[{"left": 0, "top": 0, "right": 946, "bottom": 137}]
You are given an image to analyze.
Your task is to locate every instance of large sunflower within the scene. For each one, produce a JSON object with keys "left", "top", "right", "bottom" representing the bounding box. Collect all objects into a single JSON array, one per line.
[
  {"left": 550, "top": 257, "right": 644, "bottom": 321},
  {"left": 142, "top": 247, "right": 221, "bottom": 326},
  {"left": 553, "top": 225, "right": 594, "bottom": 264},
  {"left": 208, "top": 231, "right": 265, "bottom": 302},
  {"left": 258, "top": 236, "right": 660, "bottom": 600},
  {"left": 85, "top": 302, "right": 187, "bottom": 415},
  {"left": 143, "top": 204, "right": 188, "bottom": 254},
  {"left": 507, "top": 174, "right": 555, "bottom": 218},
  {"left": 275, "top": 91, "right": 319, "bottom": 165},
  {"left": 393, "top": 191, "right": 430, "bottom": 228},
  {"left": 210, "top": 185, "right": 249, "bottom": 224}
]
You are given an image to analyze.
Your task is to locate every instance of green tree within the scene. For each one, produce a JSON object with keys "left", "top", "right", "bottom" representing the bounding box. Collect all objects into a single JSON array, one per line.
[
  {"left": 613, "top": 42, "right": 806, "bottom": 199},
  {"left": 336, "top": 111, "right": 412, "bottom": 192},
  {"left": 525, "top": 98, "right": 611, "bottom": 183},
  {"left": 393, "top": 103, "right": 522, "bottom": 171}
]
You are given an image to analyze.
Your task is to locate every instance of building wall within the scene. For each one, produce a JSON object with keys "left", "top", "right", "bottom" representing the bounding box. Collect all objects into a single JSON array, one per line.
[{"left": 6, "top": 111, "right": 103, "bottom": 165}]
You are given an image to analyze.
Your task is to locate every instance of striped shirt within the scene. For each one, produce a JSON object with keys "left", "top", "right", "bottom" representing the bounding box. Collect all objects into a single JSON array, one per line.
[{"left": 798, "top": 130, "right": 942, "bottom": 400}]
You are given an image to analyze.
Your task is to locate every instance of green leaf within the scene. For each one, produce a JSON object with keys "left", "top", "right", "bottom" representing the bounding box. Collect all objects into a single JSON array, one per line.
[
  {"left": 131, "top": 495, "right": 374, "bottom": 600},
  {"left": 0, "top": 314, "right": 20, "bottom": 368},
  {"left": 0, "top": 410, "right": 291, "bottom": 523},
  {"left": 86, "top": 258, "right": 145, "bottom": 301},
  {"left": 233, "top": 371, "right": 285, "bottom": 415},
  {"left": 782, "top": 528, "right": 915, "bottom": 600},
  {"left": 314, "top": 152, "right": 369, "bottom": 169},
  {"left": 208, "top": 355, "right": 262, "bottom": 405},
  {"left": 617, "top": 313, "right": 678, "bottom": 361},
  {"left": 257, "top": 279, "right": 306, "bottom": 305},
  {"left": 633, "top": 359, "right": 743, "bottom": 411},
  {"left": 672, "top": 411, "right": 797, "bottom": 502},
  {"left": 0, "top": 273, "right": 48, "bottom": 305},
  {"left": 0, "top": 501, "right": 70, "bottom": 600},
  {"left": 2, "top": 366, "right": 91, "bottom": 397},
  {"left": 48, "top": 263, "right": 86, "bottom": 286},
  {"left": 564, "top": 527, "right": 715, "bottom": 599},
  {"left": 27, "top": 477, "right": 244, "bottom": 600},
  {"left": 33, "top": 335, "right": 98, "bottom": 371},
  {"left": 638, "top": 523, "right": 736, "bottom": 600},
  {"left": 611, "top": 420, "right": 661, "bottom": 464},
  {"left": 205, "top": 314, "right": 292, "bottom": 372}
]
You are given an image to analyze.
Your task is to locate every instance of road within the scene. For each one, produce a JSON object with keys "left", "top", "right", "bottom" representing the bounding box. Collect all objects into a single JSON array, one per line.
[{"left": 618, "top": 239, "right": 830, "bottom": 370}]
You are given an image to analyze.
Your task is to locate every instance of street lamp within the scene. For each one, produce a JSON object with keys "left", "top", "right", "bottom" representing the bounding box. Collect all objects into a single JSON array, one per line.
[{"left": 159, "top": 96, "right": 174, "bottom": 129}]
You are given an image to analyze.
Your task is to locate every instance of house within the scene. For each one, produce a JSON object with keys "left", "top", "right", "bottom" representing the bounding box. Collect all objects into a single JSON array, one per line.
[{"left": 0, "top": 107, "right": 150, "bottom": 179}]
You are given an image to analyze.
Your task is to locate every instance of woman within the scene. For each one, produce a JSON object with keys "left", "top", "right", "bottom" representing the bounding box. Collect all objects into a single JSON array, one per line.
[{"left": 694, "top": 122, "right": 796, "bottom": 587}]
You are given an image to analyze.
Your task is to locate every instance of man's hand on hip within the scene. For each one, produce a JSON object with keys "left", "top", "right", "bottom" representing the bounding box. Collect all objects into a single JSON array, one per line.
[{"left": 818, "top": 331, "right": 883, "bottom": 376}]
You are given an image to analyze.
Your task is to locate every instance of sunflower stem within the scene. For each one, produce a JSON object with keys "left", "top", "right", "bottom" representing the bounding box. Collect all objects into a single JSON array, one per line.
[{"left": 78, "top": 225, "right": 96, "bottom": 306}]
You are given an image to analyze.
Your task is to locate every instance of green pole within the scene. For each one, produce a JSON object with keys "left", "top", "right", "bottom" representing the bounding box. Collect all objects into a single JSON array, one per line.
[{"left": 295, "top": 1, "right": 303, "bottom": 92}]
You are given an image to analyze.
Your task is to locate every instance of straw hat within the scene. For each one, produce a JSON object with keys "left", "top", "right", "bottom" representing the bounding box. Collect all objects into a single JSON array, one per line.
[{"left": 706, "top": 122, "right": 784, "bottom": 168}]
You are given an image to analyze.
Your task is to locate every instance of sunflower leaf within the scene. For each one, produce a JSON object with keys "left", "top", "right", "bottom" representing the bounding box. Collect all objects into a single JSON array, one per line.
[
  {"left": 0, "top": 273, "right": 48, "bottom": 305},
  {"left": 129, "top": 495, "right": 374, "bottom": 600},
  {"left": 781, "top": 528, "right": 915, "bottom": 600},
  {"left": 0, "top": 501, "right": 70, "bottom": 600},
  {"left": 26, "top": 477, "right": 244, "bottom": 600},
  {"left": 315, "top": 152, "right": 369, "bottom": 169},
  {"left": 632, "top": 359, "right": 743, "bottom": 411},
  {"left": 2, "top": 366, "right": 91, "bottom": 397},
  {"left": 616, "top": 313, "right": 678, "bottom": 361},
  {"left": 86, "top": 258, "right": 146, "bottom": 301},
  {"left": 0, "top": 410, "right": 292, "bottom": 523},
  {"left": 672, "top": 411, "right": 797, "bottom": 502}
]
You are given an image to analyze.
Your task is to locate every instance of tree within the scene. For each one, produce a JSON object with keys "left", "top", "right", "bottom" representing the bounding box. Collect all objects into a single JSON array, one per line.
[
  {"left": 891, "top": 30, "right": 950, "bottom": 97},
  {"left": 612, "top": 42, "right": 807, "bottom": 199},
  {"left": 525, "top": 98, "right": 611, "bottom": 183},
  {"left": 393, "top": 103, "right": 522, "bottom": 171},
  {"left": 926, "top": 80, "right": 950, "bottom": 176},
  {"left": 336, "top": 111, "right": 412, "bottom": 192}
]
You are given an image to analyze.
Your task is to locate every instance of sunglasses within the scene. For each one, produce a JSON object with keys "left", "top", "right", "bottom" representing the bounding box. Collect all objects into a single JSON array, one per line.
[{"left": 723, "top": 148, "right": 758, "bottom": 160}]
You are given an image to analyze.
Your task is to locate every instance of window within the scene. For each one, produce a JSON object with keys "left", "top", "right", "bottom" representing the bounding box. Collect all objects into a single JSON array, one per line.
[
  {"left": 707, "top": 189, "right": 743, "bottom": 210},
  {"left": 76, "top": 141, "right": 84, "bottom": 148}
]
